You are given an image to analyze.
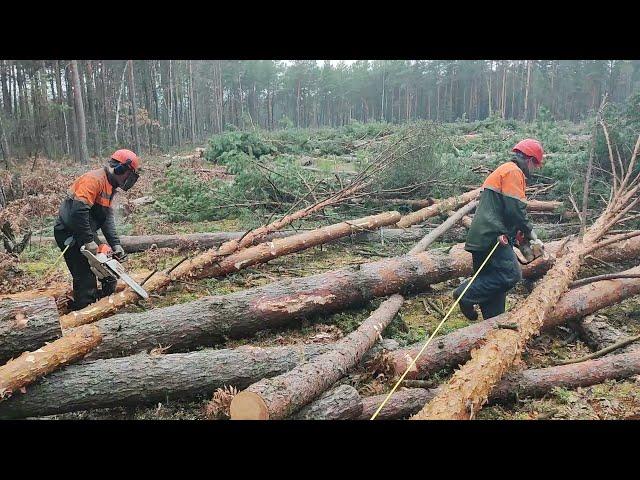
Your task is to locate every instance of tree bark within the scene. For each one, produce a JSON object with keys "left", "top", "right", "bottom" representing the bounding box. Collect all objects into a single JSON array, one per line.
[
  {"left": 0, "top": 343, "right": 333, "bottom": 418},
  {"left": 29, "top": 222, "right": 579, "bottom": 254},
  {"left": 1, "top": 270, "right": 152, "bottom": 315},
  {"left": 364, "top": 347, "right": 640, "bottom": 419},
  {"left": 127, "top": 60, "right": 141, "bottom": 154},
  {"left": 230, "top": 294, "right": 405, "bottom": 419},
  {"left": 383, "top": 265, "right": 640, "bottom": 380},
  {"left": 69, "top": 60, "right": 89, "bottom": 164},
  {"left": 0, "top": 297, "right": 61, "bottom": 364},
  {"left": 0, "top": 325, "right": 101, "bottom": 400},
  {"left": 397, "top": 188, "right": 481, "bottom": 228},
  {"left": 229, "top": 202, "right": 475, "bottom": 419},
  {"left": 412, "top": 177, "right": 628, "bottom": 418},
  {"left": 67, "top": 234, "right": 640, "bottom": 361},
  {"left": 59, "top": 211, "right": 401, "bottom": 329},
  {"left": 292, "top": 384, "right": 363, "bottom": 420}
]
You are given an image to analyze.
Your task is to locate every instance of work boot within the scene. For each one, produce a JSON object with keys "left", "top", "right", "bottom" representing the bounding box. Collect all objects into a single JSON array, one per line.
[
  {"left": 452, "top": 288, "right": 478, "bottom": 321},
  {"left": 458, "top": 302, "right": 478, "bottom": 321}
]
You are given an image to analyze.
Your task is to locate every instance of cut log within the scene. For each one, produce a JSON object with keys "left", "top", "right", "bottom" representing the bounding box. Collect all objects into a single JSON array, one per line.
[
  {"left": 229, "top": 202, "right": 476, "bottom": 420},
  {"left": 359, "top": 388, "right": 435, "bottom": 420},
  {"left": 79, "top": 235, "right": 640, "bottom": 362},
  {"left": 384, "top": 265, "right": 640, "bottom": 380},
  {"left": 0, "top": 343, "right": 333, "bottom": 418},
  {"left": 59, "top": 211, "right": 401, "bottom": 329},
  {"left": 30, "top": 222, "right": 579, "bottom": 254},
  {"left": 364, "top": 348, "right": 640, "bottom": 418},
  {"left": 575, "top": 315, "right": 627, "bottom": 350},
  {"left": 0, "top": 297, "right": 61, "bottom": 364},
  {"left": 0, "top": 325, "right": 101, "bottom": 400},
  {"left": 0, "top": 269, "right": 152, "bottom": 315},
  {"left": 490, "top": 347, "right": 640, "bottom": 403},
  {"left": 397, "top": 188, "right": 481, "bottom": 228},
  {"left": 292, "top": 385, "right": 363, "bottom": 420},
  {"left": 412, "top": 142, "right": 640, "bottom": 419},
  {"left": 229, "top": 294, "right": 406, "bottom": 420}
]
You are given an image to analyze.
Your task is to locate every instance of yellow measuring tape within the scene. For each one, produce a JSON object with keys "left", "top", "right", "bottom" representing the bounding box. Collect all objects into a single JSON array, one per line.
[
  {"left": 370, "top": 239, "right": 502, "bottom": 420},
  {"left": 41, "top": 243, "right": 71, "bottom": 280}
]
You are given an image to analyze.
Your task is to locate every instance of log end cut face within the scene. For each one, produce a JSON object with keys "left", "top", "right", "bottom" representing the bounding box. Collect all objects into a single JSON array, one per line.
[{"left": 230, "top": 391, "right": 270, "bottom": 420}]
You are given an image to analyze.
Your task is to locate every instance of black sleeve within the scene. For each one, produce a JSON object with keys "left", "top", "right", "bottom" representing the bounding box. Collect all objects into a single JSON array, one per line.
[
  {"left": 100, "top": 207, "right": 121, "bottom": 248},
  {"left": 504, "top": 196, "right": 534, "bottom": 236},
  {"left": 69, "top": 199, "right": 96, "bottom": 246}
]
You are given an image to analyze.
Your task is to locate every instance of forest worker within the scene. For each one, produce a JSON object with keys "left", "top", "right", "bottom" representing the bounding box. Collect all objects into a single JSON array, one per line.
[
  {"left": 453, "top": 138, "right": 545, "bottom": 321},
  {"left": 53, "top": 149, "right": 142, "bottom": 310}
]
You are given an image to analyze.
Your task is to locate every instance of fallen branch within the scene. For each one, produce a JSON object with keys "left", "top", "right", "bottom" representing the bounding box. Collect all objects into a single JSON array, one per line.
[{"left": 554, "top": 334, "right": 640, "bottom": 366}]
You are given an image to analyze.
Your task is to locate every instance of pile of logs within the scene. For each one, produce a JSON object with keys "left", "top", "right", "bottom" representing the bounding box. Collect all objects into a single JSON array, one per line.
[{"left": 3, "top": 163, "right": 640, "bottom": 420}]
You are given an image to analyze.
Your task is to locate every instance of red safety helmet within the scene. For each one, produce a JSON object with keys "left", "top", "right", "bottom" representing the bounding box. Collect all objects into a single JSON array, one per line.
[
  {"left": 512, "top": 139, "right": 544, "bottom": 166},
  {"left": 111, "top": 149, "right": 142, "bottom": 173}
]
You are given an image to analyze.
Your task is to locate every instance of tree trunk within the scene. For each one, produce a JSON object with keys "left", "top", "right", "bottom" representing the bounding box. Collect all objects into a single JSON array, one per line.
[
  {"left": 360, "top": 387, "right": 434, "bottom": 420},
  {"left": 230, "top": 294, "right": 405, "bottom": 419},
  {"left": 66, "top": 233, "right": 640, "bottom": 362},
  {"left": 189, "top": 60, "right": 196, "bottom": 142},
  {"left": 85, "top": 61, "right": 101, "bottom": 155},
  {"left": 0, "top": 297, "right": 61, "bottom": 364},
  {"left": 396, "top": 188, "right": 481, "bottom": 228},
  {"left": 1, "top": 270, "right": 152, "bottom": 315},
  {"left": 412, "top": 176, "right": 629, "bottom": 418},
  {"left": 127, "top": 60, "right": 141, "bottom": 153},
  {"left": 114, "top": 61, "right": 128, "bottom": 144},
  {"left": 524, "top": 60, "right": 532, "bottom": 121},
  {"left": 229, "top": 202, "right": 476, "bottom": 419},
  {"left": 384, "top": 265, "right": 640, "bottom": 380},
  {"left": 0, "top": 325, "right": 101, "bottom": 400},
  {"left": 69, "top": 60, "right": 89, "bottom": 164},
  {"left": 292, "top": 385, "right": 363, "bottom": 420},
  {"left": 0, "top": 342, "right": 335, "bottom": 418},
  {"left": 59, "top": 212, "right": 402, "bottom": 329},
  {"left": 574, "top": 316, "right": 627, "bottom": 351},
  {"left": 364, "top": 346, "right": 640, "bottom": 419}
]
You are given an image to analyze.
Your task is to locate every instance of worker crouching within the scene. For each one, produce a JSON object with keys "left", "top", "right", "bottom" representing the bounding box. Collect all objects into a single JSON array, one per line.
[
  {"left": 53, "top": 149, "right": 142, "bottom": 310},
  {"left": 453, "top": 139, "right": 546, "bottom": 320}
]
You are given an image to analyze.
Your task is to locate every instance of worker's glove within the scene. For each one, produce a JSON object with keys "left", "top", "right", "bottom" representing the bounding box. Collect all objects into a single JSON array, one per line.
[
  {"left": 113, "top": 244, "right": 127, "bottom": 262},
  {"left": 529, "top": 230, "right": 540, "bottom": 242},
  {"left": 83, "top": 241, "right": 99, "bottom": 255}
]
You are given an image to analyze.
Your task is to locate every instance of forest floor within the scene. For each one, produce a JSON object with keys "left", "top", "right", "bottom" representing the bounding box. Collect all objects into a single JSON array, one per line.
[{"left": 3, "top": 117, "right": 640, "bottom": 420}]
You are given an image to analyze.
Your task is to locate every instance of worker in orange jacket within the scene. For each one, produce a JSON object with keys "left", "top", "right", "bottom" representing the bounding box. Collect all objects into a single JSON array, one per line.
[
  {"left": 453, "top": 139, "right": 545, "bottom": 320},
  {"left": 54, "top": 149, "right": 142, "bottom": 310}
]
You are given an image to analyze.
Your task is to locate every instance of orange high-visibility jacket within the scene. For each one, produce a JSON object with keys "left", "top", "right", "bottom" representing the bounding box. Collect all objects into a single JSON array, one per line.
[
  {"left": 465, "top": 160, "right": 533, "bottom": 252},
  {"left": 55, "top": 168, "right": 120, "bottom": 247}
]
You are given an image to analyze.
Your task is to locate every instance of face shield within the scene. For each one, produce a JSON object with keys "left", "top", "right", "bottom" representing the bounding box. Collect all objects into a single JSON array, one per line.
[{"left": 120, "top": 169, "right": 140, "bottom": 191}]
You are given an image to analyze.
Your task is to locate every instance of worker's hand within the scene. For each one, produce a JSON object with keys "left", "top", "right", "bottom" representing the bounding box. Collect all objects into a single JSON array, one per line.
[
  {"left": 83, "top": 241, "right": 99, "bottom": 255},
  {"left": 113, "top": 244, "right": 127, "bottom": 262}
]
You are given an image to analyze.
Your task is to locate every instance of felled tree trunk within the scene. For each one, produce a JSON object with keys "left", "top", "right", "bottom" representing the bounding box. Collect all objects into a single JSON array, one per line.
[
  {"left": 0, "top": 325, "right": 101, "bottom": 400},
  {"left": 359, "top": 388, "right": 435, "bottom": 420},
  {"left": 364, "top": 345, "right": 640, "bottom": 419},
  {"left": 574, "top": 315, "right": 627, "bottom": 350},
  {"left": 397, "top": 188, "right": 481, "bottom": 227},
  {"left": 384, "top": 265, "right": 640, "bottom": 379},
  {"left": 78, "top": 234, "right": 640, "bottom": 362},
  {"left": 0, "top": 297, "right": 61, "bottom": 364},
  {"left": 489, "top": 347, "right": 640, "bottom": 403},
  {"left": 2, "top": 270, "right": 152, "bottom": 315},
  {"left": 292, "top": 384, "right": 363, "bottom": 420},
  {"left": 31, "top": 222, "right": 579, "bottom": 254},
  {"left": 229, "top": 202, "right": 477, "bottom": 420},
  {"left": 0, "top": 343, "right": 333, "bottom": 418},
  {"left": 60, "top": 211, "right": 401, "bottom": 329},
  {"left": 411, "top": 184, "right": 624, "bottom": 419},
  {"left": 230, "top": 294, "right": 406, "bottom": 420}
]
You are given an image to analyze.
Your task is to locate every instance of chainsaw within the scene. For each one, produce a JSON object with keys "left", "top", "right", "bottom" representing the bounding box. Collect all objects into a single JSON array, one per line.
[
  {"left": 80, "top": 243, "right": 149, "bottom": 299},
  {"left": 498, "top": 231, "right": 547, "bottom": 265}
]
